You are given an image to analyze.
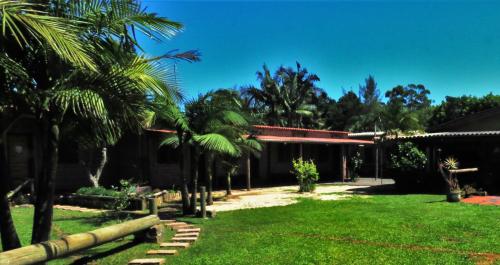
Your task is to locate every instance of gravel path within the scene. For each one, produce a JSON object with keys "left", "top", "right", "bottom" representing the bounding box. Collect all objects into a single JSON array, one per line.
[{"left": 207, "top": 184, "right": 370, "bottom": 212}]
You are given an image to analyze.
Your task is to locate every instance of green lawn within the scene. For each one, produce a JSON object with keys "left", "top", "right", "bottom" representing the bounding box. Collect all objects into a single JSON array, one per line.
[{"left": 6, "top": 195, "right": 500, "bottom": 264}]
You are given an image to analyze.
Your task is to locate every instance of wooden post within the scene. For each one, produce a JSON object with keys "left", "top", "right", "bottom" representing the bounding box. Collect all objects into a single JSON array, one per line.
[
  {"left": 0, "top": 215, "right": 160, "bottom": 265},
  {"left": 341, "top": 145, "right": 347, "bottom": 182},
  {"left": 299, "top": 143, "right": 303, "bottom": 159},
  {"left": 149, "top": 197, "right": 158, "bottom": 215},
  {"left": 246, "top": 153, "right": 251, "bottom": 191},
  {"left": 200, "top": 186, "right": 206, "bottom": 218}
]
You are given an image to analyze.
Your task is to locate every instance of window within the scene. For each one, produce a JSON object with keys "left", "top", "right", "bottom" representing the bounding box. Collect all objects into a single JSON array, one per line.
[{"left": 157, "top": 146, "right": 179, "bottom": 164}]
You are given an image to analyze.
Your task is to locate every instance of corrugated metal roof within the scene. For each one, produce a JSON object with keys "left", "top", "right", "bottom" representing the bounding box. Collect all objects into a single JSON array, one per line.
[
  {"left": 394, "top": 131, "right": 500, "bottom": 139},
  {"left": 254, "top": 135, "right": 374, "bottom": 145},
  {"left": 348, "top": 132, "right": 386, "bottom": 137}
]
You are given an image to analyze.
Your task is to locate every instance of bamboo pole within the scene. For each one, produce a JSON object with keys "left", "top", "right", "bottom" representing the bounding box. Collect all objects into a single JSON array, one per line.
[{"left": 0, "top": 215, "right": 160, "bottom": 265}]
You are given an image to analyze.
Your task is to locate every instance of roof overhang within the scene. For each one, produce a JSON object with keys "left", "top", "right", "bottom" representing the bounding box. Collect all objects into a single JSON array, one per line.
[
  {"left": 253, "top": 135, "right": 374, "bottom": 145},
  {"left": 145, "top": 128, "right": 176, "bottom": 134}
]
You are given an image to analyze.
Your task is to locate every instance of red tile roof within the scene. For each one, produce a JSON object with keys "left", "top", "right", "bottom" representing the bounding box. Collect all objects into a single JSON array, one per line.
[
  {"left": 145, "top": 126, "right": 373, "bottom": 145},
  {"left": 253, "top": 125, "right": 348, "bottom": 135},
  {"left": 253, "top": 135, "right": 373, "bottom": 145},
  {"left": 145, "top": 128, "right": 176, "bottom": 134}
]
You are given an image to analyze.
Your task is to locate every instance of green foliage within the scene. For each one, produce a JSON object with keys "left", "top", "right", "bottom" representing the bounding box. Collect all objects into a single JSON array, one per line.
[
  {"left": 291, "top": 158, "right": 320, "bottom": 192},
  {"left": 243, "top": 63, "right": 321, "bottom": 127},
  {"left": 110, "top": 180, "right": 137, "bottom": 212},
  {"left": 349, "top": 150, "right": 364, "bottom": 181},
  {"left": 76, "top": 180, "right": 137, "bottom": 211},
  {"left": 389, "top": 142, "right": 427, "bottom": 172},
  {"left": 76, "top": 186, "right": 120, "bottom": 197},
  {"left": 429, "top": 93, "right": 500, "bottom": 128},
  {"left": 383, "top": 84, "right": 432, "bottom": 131}
]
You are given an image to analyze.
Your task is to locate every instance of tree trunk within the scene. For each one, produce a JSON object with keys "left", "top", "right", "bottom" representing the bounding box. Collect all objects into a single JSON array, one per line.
[
  {"left": 31, "top": 118, "right": 59, "bottom": 244},
  {"left": 189, "top": 150, "right": 199, "bottom": 215},
  {"left": 0, "top": 193, "right": 21, "bottom": 250},
  {"left": 205, "top": 153, "right": 214, "bottom": 205},
  {"left": 83, "top": 147, "right": 108, "bottom": 187},
  {"left": 179, "top": 144, "right": 190, "bottom": 215},
  {"left": 226, "top": 172, "right": 232, "bottom": 196},
  {"left": 0, "top": 143, "right": 21, "bottom": 250}
]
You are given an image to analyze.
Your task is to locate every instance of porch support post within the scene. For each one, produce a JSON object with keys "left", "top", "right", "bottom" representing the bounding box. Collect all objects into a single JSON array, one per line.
[
  {"left": 299, "top": 143, "right": 303, "bottom": 159},
  {"left": 341, "top": 145, "right": 347, "bottom": 182},
  {"left": 246, "top": 153, "right": 251, "bottom": 191}
]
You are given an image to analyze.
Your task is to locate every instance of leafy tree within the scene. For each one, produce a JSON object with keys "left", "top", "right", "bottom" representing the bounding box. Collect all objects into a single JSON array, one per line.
[
  {"left": 383, "top": 84, "right": 432, "bottom": 131},
  {"left": 325, "top": 91, "right": 362, "bottom": 130},
  {"left": 350, "top": 75, "right": 383, "bottom": 132},
  {"left": 429, "top": 93, "right": 500, "bottom": 128}
]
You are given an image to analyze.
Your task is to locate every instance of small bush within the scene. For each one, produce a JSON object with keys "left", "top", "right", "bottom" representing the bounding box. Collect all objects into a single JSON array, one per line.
[{"left": 291, "top": 158, "right": 320, "bottom": 192}]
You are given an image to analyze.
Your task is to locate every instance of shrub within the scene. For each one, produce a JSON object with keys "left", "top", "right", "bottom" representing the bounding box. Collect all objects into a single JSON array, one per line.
[
  {"left": 76, "top": 186, "right": 120, "bottom": 197},
  {"left": 291, "top": 158, "right": 320, "bottom": 192},
  {"left": 390, "top": 142, "right": 427, "bottom": 172},
  {"left": 389, "top": 142, "right": 427, "bottom": 191},
  {"left": 349, "top": 150, "right": 363, "bottom": 181}
]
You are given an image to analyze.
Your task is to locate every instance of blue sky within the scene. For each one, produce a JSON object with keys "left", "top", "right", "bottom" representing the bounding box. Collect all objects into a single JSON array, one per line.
[{"left": 140, "top": 1, "right": 500, "bottom": 104}]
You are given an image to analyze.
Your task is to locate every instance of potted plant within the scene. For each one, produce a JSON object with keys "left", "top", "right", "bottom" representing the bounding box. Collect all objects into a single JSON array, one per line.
[{"left": 438, "top": 157, "right": 461, "bottom": 202}]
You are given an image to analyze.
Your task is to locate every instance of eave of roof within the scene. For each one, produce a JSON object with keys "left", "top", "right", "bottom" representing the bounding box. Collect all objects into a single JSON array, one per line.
[
  {"left": 253, "top": 125, "right": 348, "bottom": 135},
  {"left": 145, "top": 128, "right": 176, "bottom": 134},
  {"left": 391, "top": 131, "right": 500, "bottom": 139},
  {"left": 253, "top": 135, "right": 374, "bottom": 145}
]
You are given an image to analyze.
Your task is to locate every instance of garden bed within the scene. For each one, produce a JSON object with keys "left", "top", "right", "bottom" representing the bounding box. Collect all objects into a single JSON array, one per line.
[{"left": 59, "top": 189, "right": 182, "bottom": 211}]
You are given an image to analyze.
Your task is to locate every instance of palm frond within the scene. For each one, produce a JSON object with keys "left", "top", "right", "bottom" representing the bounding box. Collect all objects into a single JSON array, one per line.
[
  {"left": 160, "top": 134, "right": 180, "bottom": 149},
  {"left": 193, "top": 133, "right": 239, "bottom": 156},
  {"left": 0, "top": 52, "right": 28, "bottom": 79},
  {"left": 52, "top": 89, "right": 108, "bottom": 120},
  {"left": 0, "top": 0, "right": 94, "bottom": 69}
]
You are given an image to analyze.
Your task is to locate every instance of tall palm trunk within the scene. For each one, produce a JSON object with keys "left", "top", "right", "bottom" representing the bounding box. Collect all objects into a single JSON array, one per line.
[
  {"left": 31, "top": 117, "right": 59, "bottom": 244},
  {"left": 205, "top": 153, "right": 214, "bottom": 205},
  {"left": 179, "top": 143, "right": 190, "bottom": 215},
  {"left": 189, "top": 148, "right": 199, "bottom": 215},
  {"left": 0, "top": 144, "right": 22, "bottom": 250}
]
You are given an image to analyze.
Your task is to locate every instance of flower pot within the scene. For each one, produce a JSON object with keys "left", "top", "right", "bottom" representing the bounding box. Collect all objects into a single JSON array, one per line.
[{"left": 446, "top": 191, "right": 461, "bottom": 202}]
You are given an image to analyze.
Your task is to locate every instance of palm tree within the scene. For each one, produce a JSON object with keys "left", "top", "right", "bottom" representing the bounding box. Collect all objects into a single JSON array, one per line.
[
  {"left": 159, "top": 90, "right": 253, "bottom": 214},
  {"left": 244, "top": 63, "right": 320, "bottom": 127},
  {"left": 198, "top": 89, "right": 261, "bottom": 204},
  {"left": 1, "top": 0, "right": 191, "bottom": 246}
]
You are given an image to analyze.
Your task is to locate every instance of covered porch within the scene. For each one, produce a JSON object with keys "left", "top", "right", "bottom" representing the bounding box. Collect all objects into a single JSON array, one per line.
[{"left": 241, "top": 125, "right": 375, "bottom": 188}]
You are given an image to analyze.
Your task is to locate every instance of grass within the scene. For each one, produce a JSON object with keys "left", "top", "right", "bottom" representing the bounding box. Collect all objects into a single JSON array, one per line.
[{"left": 5, "top": 195, "right": 500, "bottom": 264}]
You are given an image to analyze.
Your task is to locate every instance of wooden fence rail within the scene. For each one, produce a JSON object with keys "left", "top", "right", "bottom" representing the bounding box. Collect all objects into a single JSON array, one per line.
[{"left": 0, "top": 215, "right": 160, "bottom": 265}]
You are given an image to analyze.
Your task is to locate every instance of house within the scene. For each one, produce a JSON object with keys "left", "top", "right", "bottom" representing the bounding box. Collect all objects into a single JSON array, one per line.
[
  {"left": 2, "top": 122, "right": 373, "bottom": 192},
  {"left": 386, "top": 108, "right": 500, "bottom": 193}
]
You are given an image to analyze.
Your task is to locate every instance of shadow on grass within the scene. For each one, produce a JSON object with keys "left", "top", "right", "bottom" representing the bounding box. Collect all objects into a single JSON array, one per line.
[
  {"left": 53, "top": 211, "right": 138, "bottom": 226},
  {"left": 346, "top": 184, "right": 400, "bottom": 195},
  {"left": 68, "top": 240, "right": 139, "bottom": 265}
]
